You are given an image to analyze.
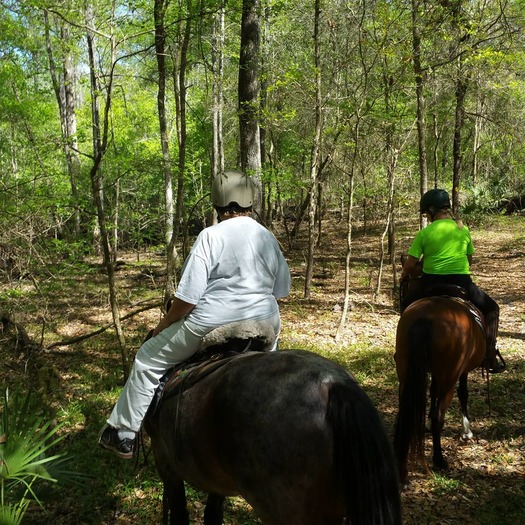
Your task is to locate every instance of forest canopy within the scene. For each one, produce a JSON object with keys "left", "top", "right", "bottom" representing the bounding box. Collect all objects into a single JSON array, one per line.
[{"left": 1, "top": 0, "right": 525, "bottom": 281}]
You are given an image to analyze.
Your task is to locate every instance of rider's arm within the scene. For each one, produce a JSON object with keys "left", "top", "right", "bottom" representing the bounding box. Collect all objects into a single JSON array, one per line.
[
  {"left": 152, "top": 297, "right": 195, "bottom": 336},
  {"left": 401, "top": 255, "right": 421, "bottom": 280}
]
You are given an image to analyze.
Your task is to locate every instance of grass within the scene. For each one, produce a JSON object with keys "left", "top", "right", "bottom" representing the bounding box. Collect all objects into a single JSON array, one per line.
[{"left": 429, "top": 472, "right": 464, "bottom": 495}]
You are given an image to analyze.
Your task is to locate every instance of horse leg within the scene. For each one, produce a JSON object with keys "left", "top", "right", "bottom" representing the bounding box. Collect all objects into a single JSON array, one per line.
[
  {"left": 203, "top": 493, "right": 225, "bottom": 525},
  {"left": 427, "top": 378, "right": 436, "bottom": 432},
  {"left": 162, "top": 477, "right": 189, "bottom": 525},
  {"left": 457, "top": 373, "right": 473, "bottom": 440},
  {"left": 430, "top": 389, "right": 454, "bottom": 471}
]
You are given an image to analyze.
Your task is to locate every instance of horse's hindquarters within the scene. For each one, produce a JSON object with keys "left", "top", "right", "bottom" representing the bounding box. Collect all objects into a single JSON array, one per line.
[{"left": 394, "top": 297, "right": 486, "bottom": 482}]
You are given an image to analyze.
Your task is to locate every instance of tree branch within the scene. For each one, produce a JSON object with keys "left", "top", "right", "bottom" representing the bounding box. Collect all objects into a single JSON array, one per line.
[{"left": 46, "top": 301, "right": 162, "bottom": 350}]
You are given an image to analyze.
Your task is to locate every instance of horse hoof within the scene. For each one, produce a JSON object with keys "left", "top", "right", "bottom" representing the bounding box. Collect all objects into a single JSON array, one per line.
[{"left": 432, "top": 458, "right": 449, "bottom": 472}]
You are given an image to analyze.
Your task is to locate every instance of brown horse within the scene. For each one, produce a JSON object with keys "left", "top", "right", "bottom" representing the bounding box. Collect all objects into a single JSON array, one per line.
[{"left": 393, "top": 294, "right": 486, "bottom": 484}]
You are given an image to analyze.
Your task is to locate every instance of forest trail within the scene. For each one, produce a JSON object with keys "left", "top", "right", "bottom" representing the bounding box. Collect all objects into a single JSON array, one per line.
[{"left": 1, "top": 215, "right": 523, "bottom": 525}]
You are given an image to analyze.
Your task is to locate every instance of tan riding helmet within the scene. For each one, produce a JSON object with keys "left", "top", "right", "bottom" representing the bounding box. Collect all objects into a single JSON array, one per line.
[{"left": 211, "top": 170, "right": 255, "bottom": 208}]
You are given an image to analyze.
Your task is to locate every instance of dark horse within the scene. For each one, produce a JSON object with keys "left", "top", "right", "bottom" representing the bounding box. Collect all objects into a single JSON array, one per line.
[
  {"left": 144, "top": 348, "right": 402, "bottom": 525},
  {"left": 393, "top": 286, "right": 486, "bottom": 484}
]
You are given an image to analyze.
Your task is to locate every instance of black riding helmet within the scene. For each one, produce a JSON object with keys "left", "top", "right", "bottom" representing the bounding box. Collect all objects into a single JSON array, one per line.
[{"left": 419, "top": 189, "right": 451, "bottom": 214}]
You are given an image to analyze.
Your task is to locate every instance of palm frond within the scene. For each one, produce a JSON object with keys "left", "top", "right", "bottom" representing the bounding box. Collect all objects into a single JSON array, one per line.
[{"left": 1, "top": 386, "right": 88, "bottom": 522}]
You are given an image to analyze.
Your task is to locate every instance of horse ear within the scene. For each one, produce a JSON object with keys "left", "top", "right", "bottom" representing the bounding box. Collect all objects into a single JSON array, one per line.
[{"left": 400, "top": 253, "right": 407, "bottom": 265}]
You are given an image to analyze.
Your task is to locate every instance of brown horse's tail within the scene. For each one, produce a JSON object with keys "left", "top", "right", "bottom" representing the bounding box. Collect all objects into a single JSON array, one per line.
[
  {"left": 394, "top": 317, "right": 431, "bottom": 480},
  {"left": 327, "top": 380, "right": 402, "bottom": 525}
]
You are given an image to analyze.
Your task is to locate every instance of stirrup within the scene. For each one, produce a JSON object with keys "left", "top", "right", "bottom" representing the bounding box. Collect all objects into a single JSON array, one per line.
[
  {"left": 485, "top": 349, "right": 506, "bottom": 374},
  {"left": 492, "top": 349, "right": 507, "bottom": 373}
]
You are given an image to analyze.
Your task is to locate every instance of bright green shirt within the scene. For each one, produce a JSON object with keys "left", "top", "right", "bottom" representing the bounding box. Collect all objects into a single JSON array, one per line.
[{"left": 407, "top": 218, "right": 474, "bottom": 275}]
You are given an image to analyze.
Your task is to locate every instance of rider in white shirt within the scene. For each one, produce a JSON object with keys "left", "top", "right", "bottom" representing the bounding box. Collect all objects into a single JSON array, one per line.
[{"left": 99, "top": 170, "right": 291, "bottom": 458}]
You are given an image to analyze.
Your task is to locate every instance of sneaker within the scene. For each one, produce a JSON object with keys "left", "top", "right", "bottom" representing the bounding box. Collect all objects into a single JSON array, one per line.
[{"left": 98, "top": 425, "right": 136, "bottom": 459}]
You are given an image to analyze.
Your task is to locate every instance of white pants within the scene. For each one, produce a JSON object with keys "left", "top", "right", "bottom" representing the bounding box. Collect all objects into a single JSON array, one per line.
[{"left": 107, "top": 313, "right": 280, "bottom": 432}]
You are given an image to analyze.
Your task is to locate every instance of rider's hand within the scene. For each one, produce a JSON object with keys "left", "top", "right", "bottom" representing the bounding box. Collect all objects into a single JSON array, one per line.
[{"left": 151, "top": 297, "right": 196, "bottom": 337}]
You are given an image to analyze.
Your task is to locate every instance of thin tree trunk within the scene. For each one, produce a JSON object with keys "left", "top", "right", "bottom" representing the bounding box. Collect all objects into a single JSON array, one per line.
[
  {"left": 44, "top": 11, "right": 81, "bottom": 236},
  {"left": 289, "top": 192, "right": 310, "bottom": 248},
  {"left": 411, "top": 0, "right": 428, "bottom": 228},
  {"left": 433, "top": 113, "right": 439, "bottom": 187},
  {"left": 113, "top": 176, "right": 120, "bottom": 256},
  {"left": 472, "top": 93, "right": 484, "bottom": 185},
  {"left": 335, "top": 170, "right": 354, "bottom": 341},
  {"left": 375, "top": 71, "right": 398, "bottom": 301},
  {"left": 452, "top": 75, "right": 468, "bottom": 213},
  {"left": 260, "top": 4, "right": 271, "bottom": 222},
  {"left": 375, "top": 150, "right": 397, "bottom": 301},
  {"left": 304, "top": 0, "right": 322, "bottom": 300},
  {"left": 173, "top": 2, "right": 191, "bottom": 241},
  {"left": 211, "top": 7, "right": 225, "bottom": 180},
  {"left": 154, "top": 0, "right": 177, "bottom": 301},
  {"left": 85, "top": 5, "right": 129, "bottom": 379}
]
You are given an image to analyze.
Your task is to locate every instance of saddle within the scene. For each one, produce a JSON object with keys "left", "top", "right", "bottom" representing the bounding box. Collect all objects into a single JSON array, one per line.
[
  {"left": 422, "top": 283, "right": 469, "bottom": 301},
  {"left": 408, "top": 283, "right": 485, "bottom": 333},
  {"left": 147, "top": 320, "right": 276, "bottom": 416}
]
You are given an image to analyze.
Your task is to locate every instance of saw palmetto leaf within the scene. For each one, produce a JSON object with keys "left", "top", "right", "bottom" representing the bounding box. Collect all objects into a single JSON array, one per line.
[{"left": 1, "top": 387, "right": 87, "bottom": 520}]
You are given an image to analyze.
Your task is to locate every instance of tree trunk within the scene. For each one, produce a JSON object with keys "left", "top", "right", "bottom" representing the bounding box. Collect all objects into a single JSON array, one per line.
[
  {"left": 375, "top": 72, "right": 398, "bottom": 301},
  {"left": 85, "top": 5, "right": 129, "bottom": 379},
  {"left": 452, "top": 75, "right": 468, "bottom": 214},
  {"left": 154, "top": 0, "right": 177, "bottom": 301},
  {"left": 212, "top": 7, "right": 225, "bottom": 181},
  {"left": 238, "top": 0, "right": 262, "bottom": 215},
  {"left": 304, "top": 0, "right": 322, "bottom": 300},
  {"left": 448, "top": 0, "right": 470, "bottom": 214},
  {"left": 375, "top": 149, "right": 398, "bottom": 301},
  {"left": 44, "top": 11, "right": 81, "bottom": 236},
  {"left": 260, "top": 4, "right": 271, "bottom": 222},
  {"left": 432, "top": 112, "right": 439, "bottom": 187},
  {"left": 472, "top": 93, "right": 484, "bottom": 185},
  {"left": 411, "top": 0, "right": 428, "bottom": 228},
  {"left": 172, "top": 1, "right": 191, "bottom": 242},
  {"left": 335, "top": 169, "right": 354, "bottom": 342}
]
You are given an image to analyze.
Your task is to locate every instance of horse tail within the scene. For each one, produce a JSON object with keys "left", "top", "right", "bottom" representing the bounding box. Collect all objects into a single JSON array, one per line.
[
  {"left": 327, "top": 380, "right": 402, "bottom": 525},
  {"left": 394, "top": 317, "right": 431, "bottom": 478}
]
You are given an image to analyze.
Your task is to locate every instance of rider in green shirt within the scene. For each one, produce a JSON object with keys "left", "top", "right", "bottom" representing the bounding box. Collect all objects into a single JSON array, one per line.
[{"left": 401, "top": 189, "right": 505, "bottom": 373}]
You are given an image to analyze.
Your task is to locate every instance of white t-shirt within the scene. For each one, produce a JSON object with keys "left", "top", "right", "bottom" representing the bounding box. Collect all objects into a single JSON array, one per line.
[{"left": 175, "top": 216, "right": 290, "bottom": 330}]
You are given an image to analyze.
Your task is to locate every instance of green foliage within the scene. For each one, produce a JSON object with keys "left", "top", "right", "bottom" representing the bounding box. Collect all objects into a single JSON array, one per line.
[
  {"left": 45, "top": 238, "right": 93, "bottom": 263},
  {"left": 459, "top": 176, "right": 525, "bottom": 226},
  {"left": 0, "top": 388, "right": 85, "bottom": 525},
  {"left": 429, "top": 472, "right": 463, "bottom": 495},
  {"left": 2, "top": 0, "right": 524, "bottom": 259},
  {"left": 461, "top": 182, "right": 502, "bottom": 219}
]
